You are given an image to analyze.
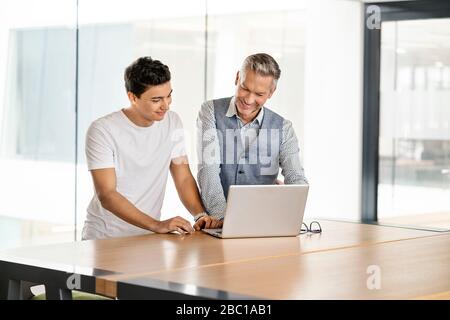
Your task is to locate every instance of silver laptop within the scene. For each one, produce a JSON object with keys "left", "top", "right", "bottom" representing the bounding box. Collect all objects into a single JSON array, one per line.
[{"left": 203, "top": 184, "right": 309, "bottom": 238}]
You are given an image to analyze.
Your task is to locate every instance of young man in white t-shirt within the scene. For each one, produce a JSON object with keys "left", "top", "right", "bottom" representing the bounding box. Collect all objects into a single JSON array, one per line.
[{"left": 82, "top": 57, "right": 222, "bottom": 240}]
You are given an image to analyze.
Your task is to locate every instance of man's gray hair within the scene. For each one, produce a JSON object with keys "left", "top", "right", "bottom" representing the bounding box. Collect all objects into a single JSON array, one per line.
[{"left": 239, "top": 53, "right": 281, "bottom": 87}]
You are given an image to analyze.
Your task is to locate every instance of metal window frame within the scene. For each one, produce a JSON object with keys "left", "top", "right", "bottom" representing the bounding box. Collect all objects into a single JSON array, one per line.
[{"left": 362, "top": 0, "right": 450, "bottom": 222}]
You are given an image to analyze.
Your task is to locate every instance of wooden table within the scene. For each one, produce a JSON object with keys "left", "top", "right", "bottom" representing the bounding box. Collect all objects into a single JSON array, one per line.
[
  {"left": 135, "top": 234, "right": 449, "bottom": 299},
  {"left": 0, "top": 220, "right": 448, "bottom": 300}
]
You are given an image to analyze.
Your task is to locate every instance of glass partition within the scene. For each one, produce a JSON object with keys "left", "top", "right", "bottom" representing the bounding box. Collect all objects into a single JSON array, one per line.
[
  {"left": 0, "top": 0, "right": 77, "bottom": 249},
  {"left": 378, "top": 18, "right": 450, "bottom": 230}
]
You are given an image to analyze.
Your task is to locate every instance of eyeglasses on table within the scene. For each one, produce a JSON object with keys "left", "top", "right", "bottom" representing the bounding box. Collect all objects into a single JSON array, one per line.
[{"left": 300, "top": 221, "right": 322, "bottom": 234}]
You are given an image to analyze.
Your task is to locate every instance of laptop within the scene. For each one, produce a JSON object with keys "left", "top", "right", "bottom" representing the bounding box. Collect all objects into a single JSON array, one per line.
[{"left": 203, "top": 184, "right": 309, "bottom": 238}]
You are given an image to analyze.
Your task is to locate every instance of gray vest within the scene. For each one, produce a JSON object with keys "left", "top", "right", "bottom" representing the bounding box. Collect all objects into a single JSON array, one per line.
[{"left": 213, "top": 97, "right": 284, "bottom": 199}]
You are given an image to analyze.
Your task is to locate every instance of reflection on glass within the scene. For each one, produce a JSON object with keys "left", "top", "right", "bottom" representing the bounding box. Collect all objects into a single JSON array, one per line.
[
  {"left": 379, "top": 18, "right": 450, "bottom": 230},
  {"left": 0, "top": 0, "right": 77, "bottom": 249}
]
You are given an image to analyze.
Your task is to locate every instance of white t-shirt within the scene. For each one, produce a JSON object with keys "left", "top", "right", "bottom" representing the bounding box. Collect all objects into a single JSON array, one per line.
[{"left": 82, "top": 109, "right": 186, "bottom": 240}]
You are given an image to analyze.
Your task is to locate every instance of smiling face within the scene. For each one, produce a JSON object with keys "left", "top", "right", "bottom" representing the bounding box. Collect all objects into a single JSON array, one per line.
[
  {"left": 127, "top": 81, "right": 173, "bottom": 125},
  {"left": 234, "top": 69, "right": 276, "bottom": 124}
]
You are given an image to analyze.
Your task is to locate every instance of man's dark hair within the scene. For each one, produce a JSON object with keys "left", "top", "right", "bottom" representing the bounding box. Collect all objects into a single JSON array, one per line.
[{"left": 124, "top": 56, "right": 171, "bottom": 98}]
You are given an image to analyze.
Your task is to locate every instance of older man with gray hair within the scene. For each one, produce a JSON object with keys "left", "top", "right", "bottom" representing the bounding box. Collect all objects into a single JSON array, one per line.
[{"left": 196, "top": 53, "right": 308, "bottom": 221}]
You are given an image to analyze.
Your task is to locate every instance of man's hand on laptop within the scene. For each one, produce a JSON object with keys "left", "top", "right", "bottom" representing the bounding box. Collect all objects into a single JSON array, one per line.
[
  {"left": 154, "top": 216, "right": 195, "bottom": 234},
  {"left": 194, "top": 216, "right": 223, "bottom": 231}
]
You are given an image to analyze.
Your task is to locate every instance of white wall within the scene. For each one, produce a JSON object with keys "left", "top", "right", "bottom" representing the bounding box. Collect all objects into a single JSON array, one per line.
[{"left": 303, "top": 0, "right": 364, "bottom": 221}]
